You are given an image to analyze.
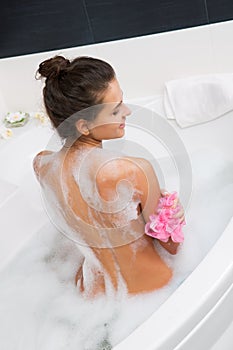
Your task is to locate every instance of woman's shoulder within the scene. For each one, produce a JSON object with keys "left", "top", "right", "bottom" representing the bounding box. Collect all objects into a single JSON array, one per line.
[
  {"left": 33, "top": 150, "right": 54, "bottom": 180},
  {"left": 96, "top": 155, "right": 153, "bottom": 186},
  {"left": 95, "top": 154, "right": 159, "bottom": 203},
  {"left": 126, "top": 156, "right": 154, "bottom": 169}
]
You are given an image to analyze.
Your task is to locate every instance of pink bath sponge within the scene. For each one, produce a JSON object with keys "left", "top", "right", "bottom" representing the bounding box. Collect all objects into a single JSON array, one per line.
[{"left": 145, "top": 191, "right": 185, "bottom": 243}]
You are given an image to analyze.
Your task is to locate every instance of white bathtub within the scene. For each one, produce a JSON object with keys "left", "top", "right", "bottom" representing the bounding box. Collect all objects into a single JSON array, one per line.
[
  {"left": 0, "top": 105, "right": 233, "bottom": 350},
  {"left": 114, "top": 103, "right": 233, "bottom": 350}
]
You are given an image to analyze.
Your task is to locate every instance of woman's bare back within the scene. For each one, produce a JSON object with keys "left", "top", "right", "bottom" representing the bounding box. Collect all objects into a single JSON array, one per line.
[{"left": 34, "top": 146, "right": 172, "bottom": 297}]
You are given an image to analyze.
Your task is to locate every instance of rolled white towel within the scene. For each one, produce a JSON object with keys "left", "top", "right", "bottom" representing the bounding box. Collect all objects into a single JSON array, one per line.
[{"left": 164, "top": 74, "right": 233, "bottom": 128}]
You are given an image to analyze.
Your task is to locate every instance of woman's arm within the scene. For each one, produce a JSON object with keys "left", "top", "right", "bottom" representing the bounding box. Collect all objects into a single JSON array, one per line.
[
  {"left": 96, "top": 156, "right": 182, "bottom": 254},
  {"left": 33, "top": 153, "right": 42, "bottom": 181},
  {"left": 132, "top": 157, "right": 180, "bottom": 255},
  {"left": 32, "top": 150, "right": 52, "bottom": 181}
]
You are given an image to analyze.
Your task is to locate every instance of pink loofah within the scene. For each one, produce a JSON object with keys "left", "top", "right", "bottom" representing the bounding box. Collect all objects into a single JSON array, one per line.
[{"left": 145, "top": 191, "right": 185, "bottom": 243}]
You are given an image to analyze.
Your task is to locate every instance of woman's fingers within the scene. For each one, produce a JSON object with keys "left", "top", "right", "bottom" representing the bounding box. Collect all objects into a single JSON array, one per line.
[
  {"left": 173, "top": 207, "right": 185, "bottom": 219},
  {"left": 172, "top": 198, "right": 179, "bottom": 208},
  {"left": 160, "top": 188, "right": 170, "bottom": 196},
  {"left": 160, "top": 189, "right": 186, "bottom": 223}
]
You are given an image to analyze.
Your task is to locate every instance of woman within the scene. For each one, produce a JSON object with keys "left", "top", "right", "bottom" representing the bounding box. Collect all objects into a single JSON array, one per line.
[{"left": 33, "top": 55, "right": 185, "bottom": 298}]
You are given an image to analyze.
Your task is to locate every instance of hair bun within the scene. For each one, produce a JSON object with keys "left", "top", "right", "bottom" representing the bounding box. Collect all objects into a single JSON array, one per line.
[{"left": 37, "top": 55, "right": 70, "bottom": 79}]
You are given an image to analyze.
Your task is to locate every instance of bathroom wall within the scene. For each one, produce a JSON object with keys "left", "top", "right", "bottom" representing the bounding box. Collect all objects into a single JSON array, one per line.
[
  {"left": 1, "top": 0, "right": 233, "bottom": 59},
  {"left": 0, "top": 2, "right": 233, "bottom": 113},
  {"left": 0, "top": 19, "right": 233, "bottom": 113}
]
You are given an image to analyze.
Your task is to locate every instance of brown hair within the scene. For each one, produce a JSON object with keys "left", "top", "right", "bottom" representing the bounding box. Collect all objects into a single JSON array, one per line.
[{"left": 36, "top": 55, "right": 115, "bottom": 139}]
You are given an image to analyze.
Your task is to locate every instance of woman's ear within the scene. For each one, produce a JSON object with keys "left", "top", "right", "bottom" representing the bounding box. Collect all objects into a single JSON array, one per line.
[{"left": 75, "top": 119, "right": 90, "bottom": 136}]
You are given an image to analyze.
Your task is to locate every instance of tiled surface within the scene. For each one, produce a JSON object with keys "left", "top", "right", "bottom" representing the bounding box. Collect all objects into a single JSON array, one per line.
[
  {"left": 1, "top": 0, "right": 233, "bottom": 59},
  {"left": 0, "top": 20, "right": 232, "bottom": 111},
  {"left": 207, "top": 0, "right": 233, "bottom": 23},
  {"left": 85, "top": 0, "right": 208, "bottom": 42},
  {"left": 0, "top": 0, "right": 94, "bottom": 58}
]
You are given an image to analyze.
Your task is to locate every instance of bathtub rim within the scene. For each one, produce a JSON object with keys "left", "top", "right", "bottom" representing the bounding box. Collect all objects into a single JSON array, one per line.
[
  {"left": 1, "top": 116, "right": 233, "bottom": 349},
  {"left": 113, "top": 216, "right": 233, "bottom": 350}
]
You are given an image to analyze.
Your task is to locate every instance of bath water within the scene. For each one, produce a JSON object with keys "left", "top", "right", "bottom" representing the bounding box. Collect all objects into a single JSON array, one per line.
[{"left": 0, "top": 148, "right": 232, "bottom": 350}]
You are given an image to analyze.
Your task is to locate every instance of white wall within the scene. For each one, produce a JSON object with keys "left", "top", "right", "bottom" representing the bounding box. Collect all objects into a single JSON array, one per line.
[{"left": 0, "top": 20, "right": 233, "bottom": 115}]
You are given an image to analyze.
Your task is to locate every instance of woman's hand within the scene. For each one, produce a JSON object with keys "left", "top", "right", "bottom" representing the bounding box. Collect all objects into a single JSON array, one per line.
[{"left": 160, "top": 189, "right": 186, "bottom": 224}]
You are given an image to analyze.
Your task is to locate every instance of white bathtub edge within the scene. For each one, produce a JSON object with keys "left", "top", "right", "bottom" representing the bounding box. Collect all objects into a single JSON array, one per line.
[{"left": 113, "top": 216, "right": 233, "bottom": 350}]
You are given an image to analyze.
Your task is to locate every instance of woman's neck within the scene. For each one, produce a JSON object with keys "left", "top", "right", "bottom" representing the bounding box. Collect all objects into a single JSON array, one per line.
[{"left": 64, "top": 135, "right": 102, "bottom": 150}]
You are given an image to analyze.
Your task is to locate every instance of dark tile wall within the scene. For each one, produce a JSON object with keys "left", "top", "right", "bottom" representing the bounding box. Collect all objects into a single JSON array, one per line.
[
  {"left": 0, "top": 0, "right": 94, "bottom": 58},
  {"left": 0, "top": 0, "right": 233, "bottom": 59},
  {"left": 207, "top": 0, "right": 233, "bottom": 23},
  {"left": 85, "top": 0, "right": 208, "bottom": 43}
]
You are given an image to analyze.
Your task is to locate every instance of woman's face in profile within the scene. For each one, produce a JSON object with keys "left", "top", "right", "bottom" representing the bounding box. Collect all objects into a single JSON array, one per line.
[{"left": 87, "top": 78, "right": 131, "bottom": 141}]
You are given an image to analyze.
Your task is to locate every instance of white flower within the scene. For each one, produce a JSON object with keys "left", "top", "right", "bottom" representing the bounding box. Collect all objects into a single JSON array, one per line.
[
  {"left": 4, "top": 111, "right": 29, "bottom": 126},
  {"left": 5, "top": 112, "right": 24, "bottom": 123},
  {"left": 33, "top": 112, "right": 50, "bottom": 125},
  {"left": 0, "top": 126, "right": 13, "bottom": 139}
]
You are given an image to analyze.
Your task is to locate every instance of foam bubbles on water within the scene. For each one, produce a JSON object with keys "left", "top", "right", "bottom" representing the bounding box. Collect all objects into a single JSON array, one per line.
[{"left": 0, "top": 148, "right": 232, "bottom": 350}]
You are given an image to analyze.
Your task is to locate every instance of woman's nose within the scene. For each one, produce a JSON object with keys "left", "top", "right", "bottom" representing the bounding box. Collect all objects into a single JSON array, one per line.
[{"left": 123, "top": 103, "right": 131, "bottom": 117}]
